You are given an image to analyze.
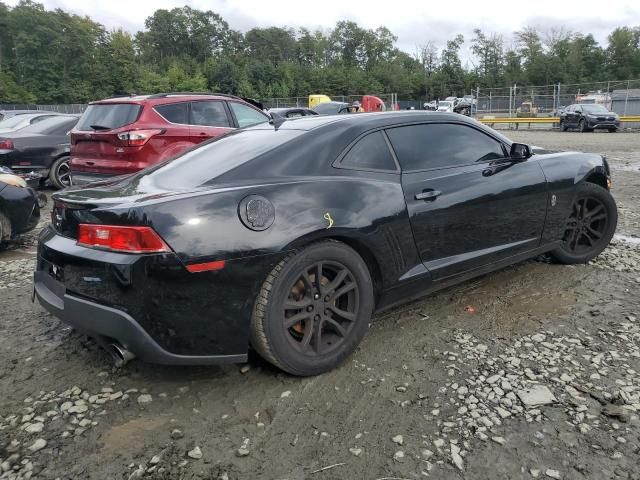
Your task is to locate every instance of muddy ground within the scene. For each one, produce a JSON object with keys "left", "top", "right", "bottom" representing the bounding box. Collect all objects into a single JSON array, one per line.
[{"left": 0, "top": 130, "right": 639, "bottom": 480}]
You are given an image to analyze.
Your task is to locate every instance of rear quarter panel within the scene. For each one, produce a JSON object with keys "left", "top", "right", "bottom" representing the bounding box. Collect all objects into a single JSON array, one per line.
[{"left": 109, "top": 175, "right": 420, "bottom": 293}]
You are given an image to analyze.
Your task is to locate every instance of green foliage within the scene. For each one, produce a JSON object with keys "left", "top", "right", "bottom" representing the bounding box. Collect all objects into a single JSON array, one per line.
[{"left": 1, "top": 1, "right": 639, "bottom": 103}]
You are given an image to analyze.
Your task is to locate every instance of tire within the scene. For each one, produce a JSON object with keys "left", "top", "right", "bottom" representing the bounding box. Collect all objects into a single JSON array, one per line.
[
  {"left": 608, "top": 128, "right": 617, "bottom": 133},
  {"left": 250, "top": 241, "right": 374, "bottom": 376},
  {"left": 578, "top": 118, "right": 590, "bottom": 133},
  {"left": 550, "top": 182, "right": 617, "bottom": 264},
  {"left": 560, "top": 119, "right": 568, "bottom": 132},
  {"left": 0, "top": 210, "right": 11, "bottom": 250},
  {"left": 48, "top": 156, "right": 72, "bottom": 189}
]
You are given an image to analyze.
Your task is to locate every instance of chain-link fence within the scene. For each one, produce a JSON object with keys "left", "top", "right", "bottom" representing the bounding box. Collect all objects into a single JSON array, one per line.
[
  {"left": 263, "top": 93, "right": 398, "bottom": 111},
  {"left": 0, "top": 104, "right": 87, "bottom": 114},
  {"left": 475, "top": 79, "right": 640, "bottom": 118}
]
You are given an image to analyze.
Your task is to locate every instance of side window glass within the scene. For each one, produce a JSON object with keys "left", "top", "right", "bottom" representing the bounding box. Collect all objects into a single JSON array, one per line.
[
  {"left": 155, "top": 103, "right": 188, "bottom": 124},
  {"left": 386, "top": 123, "right": 505, "bottom": 171},
  {"left": 339, "top": 131, "right": 397, "bottom": 171},
  {"left": 229, "top": 102, "right": 268, "bottom": 128},
  {"left": 190, "top": 101, "right": 230, "bottom": 127}
]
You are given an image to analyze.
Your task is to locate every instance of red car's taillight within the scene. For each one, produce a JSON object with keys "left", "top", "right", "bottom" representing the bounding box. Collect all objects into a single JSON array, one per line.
[
  {"left": 0, "top": 139, "right": 14, "bottom": 150},
  {"left": 77, "top": 224, "right": 170, "bottom": 253},
  {"left": 117, "top": 129, "right": 164, "bottom": 147}
]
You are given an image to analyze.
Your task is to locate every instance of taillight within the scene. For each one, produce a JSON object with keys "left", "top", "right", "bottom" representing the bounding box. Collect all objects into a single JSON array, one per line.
[
  {"left": 0, "top": 139, "right": 14, "bottom": 150},
  {"left": 117, "top": 129, "right": 164, "bottom": 147},
  {"left": 77, "top": 224, "right": 170, "bottom": 253}
]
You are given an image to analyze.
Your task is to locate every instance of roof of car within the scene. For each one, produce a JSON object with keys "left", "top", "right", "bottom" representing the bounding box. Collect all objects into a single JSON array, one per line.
[
  {"left": 91, "top": 93, "right": 246, "bottom": 105},
  {"left": 253, "top": 111, "right": 482, "bottom": 131}
]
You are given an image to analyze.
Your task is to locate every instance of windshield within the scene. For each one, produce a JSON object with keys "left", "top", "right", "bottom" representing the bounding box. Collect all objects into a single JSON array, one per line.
[
  {"left": 581, "top": 104, "right": 609, "bottom": 114},
  {"left": 76, "top": 103, "right": 141, "bottom": 131},
  {"left": 0, "top": 115, "right": 34, "bottom": 128},
  {"left": 439, "top": 101, "right": 452, "bottom": 107}
]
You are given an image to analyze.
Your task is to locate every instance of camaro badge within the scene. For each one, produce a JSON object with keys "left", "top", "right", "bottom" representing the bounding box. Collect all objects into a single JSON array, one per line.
[{"left": 324, "top": 212, "right": 334, "bottom": 229}]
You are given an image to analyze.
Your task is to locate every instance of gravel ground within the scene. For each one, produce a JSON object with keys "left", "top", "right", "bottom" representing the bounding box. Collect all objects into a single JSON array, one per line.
[{"left": 0, "top": 130, "right": 639, "bottom": 480}]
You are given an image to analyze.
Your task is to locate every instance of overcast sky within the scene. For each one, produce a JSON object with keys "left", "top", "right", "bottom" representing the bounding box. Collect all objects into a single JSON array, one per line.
[{"left": 6, "top": 0, "right": 640, "bottom": 61}]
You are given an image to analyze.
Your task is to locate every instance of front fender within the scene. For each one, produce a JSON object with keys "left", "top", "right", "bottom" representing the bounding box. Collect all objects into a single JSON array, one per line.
[{"left": 537, "top": 151, "right": 608, "bottom": 244}]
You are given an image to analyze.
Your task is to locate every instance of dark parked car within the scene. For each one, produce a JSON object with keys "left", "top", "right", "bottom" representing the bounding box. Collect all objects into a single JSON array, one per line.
[
  {"left": 0, "top": 168, "right": 40, "bottom": 246},
  {"left": 560, "top": 104, "right": 620, "bottom": 132},
  {"left": 313, "top": 101, "right": 353, "bottom": 115},
  {"left": 35, "top": 112, "right": 617, "bottom": 375},
  {"left": 69, "top": 93, "right": 270, "bottom": 185},
  {"left": 0, "top": 115, "right": 79, "bottom": 189},
  {"left": 268, "top": 107, "right": 319, "bottom": 119}
]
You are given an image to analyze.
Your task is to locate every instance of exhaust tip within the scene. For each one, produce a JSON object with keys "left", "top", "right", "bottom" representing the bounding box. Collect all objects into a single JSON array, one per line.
[{"left": 108, "top": 343, "right": 135, "bottom": 367}]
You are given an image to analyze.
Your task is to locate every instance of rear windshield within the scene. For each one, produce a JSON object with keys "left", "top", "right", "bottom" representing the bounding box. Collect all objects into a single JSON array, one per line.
[
  {"left": 137, "top": 129, "right": 303, "bottom": 189},
  {"left": 18, "top": 116, "right": 78, "bottom": 135},
  {"left": 76, "top": 104, "right": 141, "bottom": 131}
]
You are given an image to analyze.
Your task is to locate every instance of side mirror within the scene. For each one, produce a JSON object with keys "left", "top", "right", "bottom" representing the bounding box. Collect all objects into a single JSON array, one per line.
[{"left": 510, "top": 143, "right": 531, "bottom": 161}]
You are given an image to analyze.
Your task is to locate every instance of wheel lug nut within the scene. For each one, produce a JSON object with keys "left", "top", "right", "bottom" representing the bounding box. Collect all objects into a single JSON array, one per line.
[
  {"left": 307, "top": 306, "right": 313, "bottom": 312},
  {"left": 314, "top": 293, "right": 320, "bottom": 300},
  {"left": 324, "top": 295, "right": 330, "bottom": 302}
]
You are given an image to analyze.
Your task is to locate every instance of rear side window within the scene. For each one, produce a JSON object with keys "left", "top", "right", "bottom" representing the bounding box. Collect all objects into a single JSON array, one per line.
[
  {"left": 386, "top": 123, "right": 505, "bottom": 171},
  {"left": 76, "top": 104, "right": 141, "bottom": 131},
  {"left": 190, "top": 101, "right": 230, "bottom": 127},
  {"left": 229, "top": 102, "right": 268, "bottom": 128},
  {"left": 143, "top": 129, "right": 303, "bottom": 188},
  {"left": 155, "top": 103, "right": 188, "bottom": 124},
  {"left": 339, "top": 131, "right": 397, "bottom": 171}
]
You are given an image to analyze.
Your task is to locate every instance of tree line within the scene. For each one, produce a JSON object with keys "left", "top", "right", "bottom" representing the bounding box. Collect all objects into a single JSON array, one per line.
[{"left": 1, "top": 0, "right": 639, "bottom": 104}]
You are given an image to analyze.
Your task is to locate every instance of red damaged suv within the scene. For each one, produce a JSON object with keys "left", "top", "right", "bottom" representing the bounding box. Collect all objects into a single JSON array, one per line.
[{"left": 69, "top": 93, "right": 270, "bottom": 185}]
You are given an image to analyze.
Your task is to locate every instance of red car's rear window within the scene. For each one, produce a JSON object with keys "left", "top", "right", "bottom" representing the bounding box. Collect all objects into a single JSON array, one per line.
[{"left": 76, "top": 104, "right": 142, "bottom": 131}]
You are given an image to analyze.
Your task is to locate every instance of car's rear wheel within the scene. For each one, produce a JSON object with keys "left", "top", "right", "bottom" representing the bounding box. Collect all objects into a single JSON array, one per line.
[
  {"left": 250, "top": 241, "right": 374, "bottom": 376},
  {"left": 550, "top": 183, "right": 617, "bottom": 264},
  {"left": 49, "top": 156, "right": 71, "bottom": 189},
  {"left": 560, "top": 119, "right": 568, "bottom": 132}
]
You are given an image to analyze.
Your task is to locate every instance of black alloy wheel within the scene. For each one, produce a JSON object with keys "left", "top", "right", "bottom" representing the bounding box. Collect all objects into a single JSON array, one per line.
[
  {"left": 551, "top": 183, "right": 617, "bottom": 264},
  {"left": 578, "top": 118, "right": 588, "bottom": 133},
  {"left": 251, "top": 241, "right": 374, "bottom": 376},
  {"left": 49, "top": 156, "right": 71, "bottom": 189},
  {"left": 560, "top": 119, "right": 568, "bottom": 132},
  {"left": 283, "top": 261, "right": 358, "bottom": 355}
]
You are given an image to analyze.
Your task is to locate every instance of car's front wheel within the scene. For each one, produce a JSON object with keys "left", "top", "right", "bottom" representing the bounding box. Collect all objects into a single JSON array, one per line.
[
  {"left": 49, "top": 156, "right": 72, "bottom": 189},
  {"left": 250, "top": 241, "right": 374, "bottom": 376},
  {"left": 578, "top": 118, "right": 590, "bottom": 133},
  {"left": 560, "top": 119, "right": 568, "bottom": 131},
  {"left": 551, "top": 182, "right": 617, "bottom": 264}
]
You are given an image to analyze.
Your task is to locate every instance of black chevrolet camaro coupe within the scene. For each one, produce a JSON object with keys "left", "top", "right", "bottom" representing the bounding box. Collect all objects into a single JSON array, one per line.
[{"left": 34, "top": 112, "right": 617, "bottom": 375}]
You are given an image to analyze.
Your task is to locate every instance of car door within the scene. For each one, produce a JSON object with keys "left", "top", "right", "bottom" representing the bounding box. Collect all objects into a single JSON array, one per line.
[
  {"left": 189, "top": 100, "right": 234, "bottom": 144},
  {"left": 571, "top": 105, "right": 583, "bottom": 126},
  {"left": 387, "top": 122, "right": 548, "bottom": 281}
]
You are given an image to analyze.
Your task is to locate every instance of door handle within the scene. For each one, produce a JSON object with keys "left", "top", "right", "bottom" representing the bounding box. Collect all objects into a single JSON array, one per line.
[{"left": 415, "top": 190, "right": 441, "bottom": 201}]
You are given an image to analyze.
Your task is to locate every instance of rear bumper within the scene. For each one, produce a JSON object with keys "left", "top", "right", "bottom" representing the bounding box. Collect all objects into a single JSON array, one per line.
[
  {"left": 35, "top": 225, "right": 284, "bottom": 365},
  {"left": 34, "top": 270, "right": 246, "bottom": 365}
]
